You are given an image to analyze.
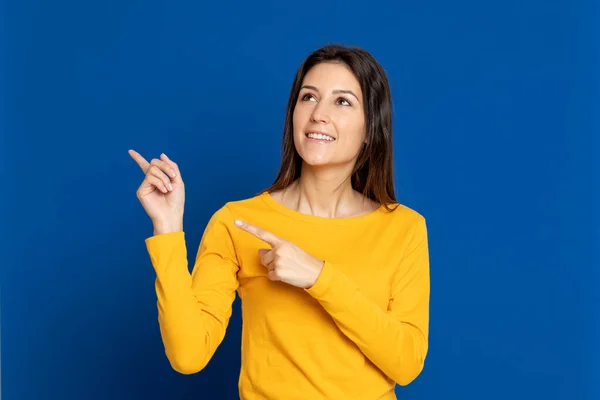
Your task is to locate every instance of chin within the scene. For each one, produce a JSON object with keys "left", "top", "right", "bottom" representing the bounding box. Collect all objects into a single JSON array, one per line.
[
  {"left": 299, "top": 153, "right": 330, "bottom": 166},
  {"left": 302, "top": 159, "right": 331, "bottom": 168},
  {"left": 294, "top": 145, "right": 329, "bottom": 165}
]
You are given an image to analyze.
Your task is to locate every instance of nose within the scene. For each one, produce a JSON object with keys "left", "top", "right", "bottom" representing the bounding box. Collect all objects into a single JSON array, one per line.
[{"left": 310, "top": 102, "right": 330, "bottom": 124}]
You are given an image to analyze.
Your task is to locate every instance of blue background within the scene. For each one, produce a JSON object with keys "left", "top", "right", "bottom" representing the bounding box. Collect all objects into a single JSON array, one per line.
[{"left": 2, "top": 0, "right": 598, "bottom": 399}]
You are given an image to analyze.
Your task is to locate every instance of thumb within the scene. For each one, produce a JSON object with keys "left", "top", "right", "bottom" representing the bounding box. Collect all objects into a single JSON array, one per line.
[{"left": 258, "top": 248, "right": 270, "bottom": 257}]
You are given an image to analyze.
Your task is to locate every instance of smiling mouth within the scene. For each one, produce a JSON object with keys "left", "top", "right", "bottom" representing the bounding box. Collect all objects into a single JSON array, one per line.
[{"left": 305, "top": 132, "right": 336, "bottom": 142}]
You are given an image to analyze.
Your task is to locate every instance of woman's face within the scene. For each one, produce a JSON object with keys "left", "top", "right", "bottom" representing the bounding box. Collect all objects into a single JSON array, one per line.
[{"left": 293, "top": 62, "right": 366, "bottom": 168}]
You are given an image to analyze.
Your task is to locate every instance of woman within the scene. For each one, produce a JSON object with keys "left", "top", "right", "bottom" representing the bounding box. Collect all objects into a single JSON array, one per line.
[{"left": 129, "top": 44, "right": 430, "bottom": 400}]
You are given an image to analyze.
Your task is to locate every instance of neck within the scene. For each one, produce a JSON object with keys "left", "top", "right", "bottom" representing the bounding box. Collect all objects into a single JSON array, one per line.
[{"left": 283, "top": 163, "right": 364, "bottom": 218}]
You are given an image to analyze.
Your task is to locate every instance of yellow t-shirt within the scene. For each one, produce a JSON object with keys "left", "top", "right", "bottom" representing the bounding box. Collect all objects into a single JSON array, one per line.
[{"left": 145, "top": 191, "right": 430, "bottom": 399}]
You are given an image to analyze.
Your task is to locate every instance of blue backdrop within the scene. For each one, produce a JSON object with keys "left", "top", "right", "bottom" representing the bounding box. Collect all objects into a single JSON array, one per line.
[{"left": 2, "top": 0, "right": 598, "bottom": 399}]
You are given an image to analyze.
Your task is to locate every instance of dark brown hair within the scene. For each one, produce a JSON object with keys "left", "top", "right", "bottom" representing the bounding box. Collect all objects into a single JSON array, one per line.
[{"left": 262, "top": 44, "right": 398, "bottom": 212}]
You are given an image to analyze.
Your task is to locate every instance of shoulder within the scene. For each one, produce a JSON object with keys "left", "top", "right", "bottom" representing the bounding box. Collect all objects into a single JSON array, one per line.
[
  {"left": 207, "top": 191, "right": 270, "bottom": 221},
  {"left": 198, "top": 193, "right": 268, "bottom": 240},
  {"left": 381, "top": 202, "right": 428, "bottom": 238},
  {"left": 384, "top": 201, "right": 426, "bottom": 224},
  {"left": 224, "top": 191, "right": 270, "bottom": 213}
]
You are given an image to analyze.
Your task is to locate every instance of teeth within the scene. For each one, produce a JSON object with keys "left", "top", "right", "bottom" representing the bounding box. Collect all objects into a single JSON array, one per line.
[{"left": 307, "top": 132, "right": 335, "bottom": 141}]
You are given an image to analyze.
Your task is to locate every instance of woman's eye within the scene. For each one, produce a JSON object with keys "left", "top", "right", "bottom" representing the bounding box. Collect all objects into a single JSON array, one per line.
[
  {"left": 337, "top": 97, "right": 351, "bottom": 106},
  {"left": 301, "top": 93, "right": 317, "bottom": 102}
]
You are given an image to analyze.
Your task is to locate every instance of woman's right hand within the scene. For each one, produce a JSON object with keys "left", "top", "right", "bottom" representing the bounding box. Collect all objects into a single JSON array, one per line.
[{"left": 128, "top": 149, "right": 185, "bottom": 234}]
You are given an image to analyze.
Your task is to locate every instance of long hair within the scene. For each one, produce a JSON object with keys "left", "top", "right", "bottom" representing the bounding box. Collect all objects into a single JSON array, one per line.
[{"left": 262, "top": 44, "right": 398, "bottom": 211}]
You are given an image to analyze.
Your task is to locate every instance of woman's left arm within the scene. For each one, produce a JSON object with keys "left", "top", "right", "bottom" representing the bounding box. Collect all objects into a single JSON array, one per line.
[{"left": 305, "top": 217, "right": 430, "bottom": 386}]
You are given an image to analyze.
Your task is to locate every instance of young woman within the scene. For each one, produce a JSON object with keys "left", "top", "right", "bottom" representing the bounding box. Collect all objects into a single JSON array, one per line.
[{"left": 129, "top": 44, "right": 430, "bottom": 400}]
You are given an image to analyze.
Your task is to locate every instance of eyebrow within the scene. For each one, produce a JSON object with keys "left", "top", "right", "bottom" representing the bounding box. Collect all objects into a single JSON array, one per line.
[{"left": 300, "top": 85, "right": 360, "bottom": 102}]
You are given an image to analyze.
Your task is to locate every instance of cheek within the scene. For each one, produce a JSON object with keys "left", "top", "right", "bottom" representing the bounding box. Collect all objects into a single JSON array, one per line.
[
  {"left": 336, "top": 113, "right": 366, "bottom": 144},
  {"left": 291, "top": 111, "right": 299, "bottom": 142},
  {"left": 292, "top": 106, "right": 307, "bottom": 133}
]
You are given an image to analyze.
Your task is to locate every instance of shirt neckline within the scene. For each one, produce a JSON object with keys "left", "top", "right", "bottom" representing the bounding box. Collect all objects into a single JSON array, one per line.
[{"left": 259, "top": 191, "right": 388, "bottom": 226}]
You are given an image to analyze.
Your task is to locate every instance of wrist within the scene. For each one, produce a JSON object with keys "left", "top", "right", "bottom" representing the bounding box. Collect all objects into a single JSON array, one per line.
[
  {"left": 152, "top": 219, "right": 183, "bottom": 235},
  {"left": 307, "top": 259, "right": 325, "bottom": 289}
]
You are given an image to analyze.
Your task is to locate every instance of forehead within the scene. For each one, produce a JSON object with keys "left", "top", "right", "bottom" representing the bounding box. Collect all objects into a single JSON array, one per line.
[{"left": 302, "top": 62, "right": 362, "bottom": 95}]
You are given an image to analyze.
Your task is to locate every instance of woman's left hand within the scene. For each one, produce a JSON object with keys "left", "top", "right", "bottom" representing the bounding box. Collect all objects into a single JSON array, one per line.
[{"left": 234, "top": 219, "right": 324, "bottom": 289}]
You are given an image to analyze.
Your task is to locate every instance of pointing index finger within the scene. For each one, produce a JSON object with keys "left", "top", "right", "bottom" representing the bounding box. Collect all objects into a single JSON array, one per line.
[
  {"left": 128, "top": 149, "right": 150, "bottom": 173},
  {"left": 235, "top": 220, "right": 281, "bottom": 247}
]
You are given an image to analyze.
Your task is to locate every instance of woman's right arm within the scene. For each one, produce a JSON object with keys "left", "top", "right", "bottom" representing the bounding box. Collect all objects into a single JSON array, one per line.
[
  {"left": 128, "top": 150, "right": 239, "bottom": 374},
  {"left": 145, "top": 206, "right": 240, "bottom": 374}
]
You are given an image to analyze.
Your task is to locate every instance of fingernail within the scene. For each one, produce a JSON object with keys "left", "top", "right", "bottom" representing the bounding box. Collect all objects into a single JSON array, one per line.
[
  {"left": 171, "top": 170, "right": 176, "bottom": 177},
  {"left": 168, "top": 183, "right": 173, "bottom": 191},
  {"left": 234, "top": 220, "right": 242, "bottom": 226}
]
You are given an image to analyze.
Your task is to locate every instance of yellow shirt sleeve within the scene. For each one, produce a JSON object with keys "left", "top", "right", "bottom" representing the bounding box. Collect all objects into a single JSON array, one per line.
[
  {"left": 305, "top": 216, "right": 430, "bottom": 386},
  {"left": 144, "top": 205, "right": 240, "bottom": 374}
]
